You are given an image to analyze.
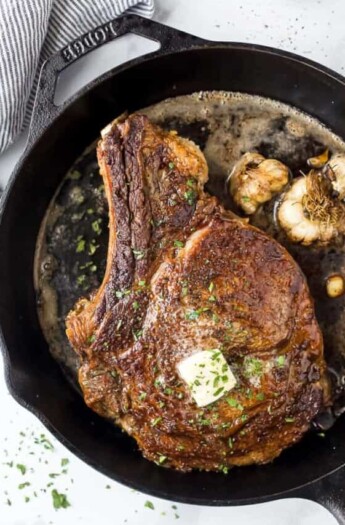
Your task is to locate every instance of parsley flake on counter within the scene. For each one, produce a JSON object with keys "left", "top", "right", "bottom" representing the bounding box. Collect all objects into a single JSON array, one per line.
[
  {"left": 18, "top": 482, "right": 30, "bottom": 490},
  {"left": 144, "top": 500, "right": 155, "bottom": 510},
  {"left": 16, "top": 463, "right": 26, "bottom": 475},
  {"left": 51, "top": 489, "right": 71, "bottom": 510}
]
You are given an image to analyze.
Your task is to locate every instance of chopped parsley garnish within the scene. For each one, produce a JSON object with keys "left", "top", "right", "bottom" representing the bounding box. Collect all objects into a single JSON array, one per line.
[
  {"left": 151, "top": 417, "right": 162, "bottom": 427},
  {"left": 144, "top": 500, "right": 155, "bottom": 510},
  {"left": 132, "top": 248, "right": 145, "bottom": 260},
  {"left": 91, "top": 219, "right": 102, "bottom": 235},
  {"left": 34, "top": 434, "right": 54, "bottom": 450},
  {"left": 256, "top": 392, "right": 265, "bottom": 401},
  {"left": 158, "top": 455, "right": 167, "bottom": 464},
  {"left": 79, "top": 261, "right": 93, "bottom": 270},
  {"left": 213, "top": 386, "right": 224, "bottom": 397},
  {"left": 61, "top": 458, "right": 69, "bottom": 467},
  {"left": 219, "top": 465, "right": 229, "bottom": 474},
  {"left": 185, "top": 308, "right": 209, "bottom": 321},
  {"left": 133, "top": 329, "right": 143, "bottom": 341},
  {"left": 76, "top": 236, "right": 85, "bottom": 253},
  {"left": 168, "top": 162, "right": 175, "bottom": 169},
  {"left": 242, "top": 196, "right": 250, "bottom": 202},
  {"left": 88, "top": 241, "right": 99, "bottom": 255},
  {"left": 208, "top": 295, "right": 216, "bottom": 302},
  {"left": 133, "top": 301, "right": 140, "bottom": 310},
  {"left": 174, "top": 240, "right": 184, "bottom": 248},
  {"left": 138, "top": 280, "right": 146, "bottom": 287},
  {"left": 87, "top": 208, "right": 94, "bottom": 215},
  {"left": 16, "top": 463, "right": 26, "bottom": 475},
  {"left": 208, "top": 282, "right": 215, "bottom": 292},
  {"left": 187, "top": 178, "right": 196, "bottom": 187},
  {"left": 285, "top": 417, "right": 295, "bottom": 423},
  {"left": 51, "top": 489, "right": 71, "bottom": 510},
  {"left": 115, "top": 289, "right": 130, "bottom": 299},
  {"left": 276, "top": 355, "right": 286, "bottom": 367},
  {"left": 181, "top": 286, "right": 188, "bottom": 297},
  {"left": 184, "top": 189, "right": 197, "bottom": 206},
  {"left": 212, "top": 313, "right": 219, "bottom": 323},
  {"left": 225, "top": 397, "right": 244, "bottom": 411},
  {"left": 18, "top": 482, "right": 30, "bottom": 489},
  {"left": 88, "top": 242, "right": 97, "bottom": 255},
  {"left": 77, "top": 274, "right": 86, "bottom": 286},
  {"left": 244, "top": 356, "right": 263, "bottom": 377},
  {"left": 199, "top": 418, "right": 211, "bottom": 426}
]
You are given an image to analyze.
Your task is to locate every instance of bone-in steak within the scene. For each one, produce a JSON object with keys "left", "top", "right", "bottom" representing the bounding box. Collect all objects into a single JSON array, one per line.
[{"left": 66, "top": 114, "right": 330, "bottom": 472}]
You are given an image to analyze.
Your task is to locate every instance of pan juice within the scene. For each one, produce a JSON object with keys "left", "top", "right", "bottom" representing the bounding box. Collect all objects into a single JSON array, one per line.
[{"left": 35, "top": 91, "right": 345, "bottom": 419}]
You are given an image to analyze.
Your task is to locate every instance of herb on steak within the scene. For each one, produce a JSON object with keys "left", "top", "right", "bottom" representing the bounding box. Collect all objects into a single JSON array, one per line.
[
  {"left": 276, "top": 355, "right": 286, "bottom": 367},
  {"left": 174, "top": 240, "right": 184, "bottom": 248},
  {"left": 132, "top": 248, "right": 145, "bottom": 260},
  {"left": 244, "top": 357, "right": 263, "bottom": 377},
  {"left": 184, "top": 189, "right": 197, "bottom": 205}
]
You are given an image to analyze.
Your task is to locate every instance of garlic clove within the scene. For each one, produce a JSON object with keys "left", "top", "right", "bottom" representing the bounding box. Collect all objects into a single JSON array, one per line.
[
  {"left": 307, "top": 149, "right": 329, "bottom": 169},
  {"left": 326, "top": 274, "right": 345, "bottom": 298}
]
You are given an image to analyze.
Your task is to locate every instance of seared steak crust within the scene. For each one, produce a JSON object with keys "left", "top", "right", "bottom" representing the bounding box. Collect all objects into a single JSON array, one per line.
[{"left": 66, "top": 114, "right": 329, "bottom": 472}]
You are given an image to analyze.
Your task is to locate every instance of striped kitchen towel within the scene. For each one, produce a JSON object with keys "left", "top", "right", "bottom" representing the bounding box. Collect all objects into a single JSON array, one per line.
[{"left": 0, "top": 0, "right": 154, "bottom": 154}]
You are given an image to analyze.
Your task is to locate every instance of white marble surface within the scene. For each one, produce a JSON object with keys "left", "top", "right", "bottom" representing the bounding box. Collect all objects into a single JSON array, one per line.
[{"left": 1, "top": 0, "right": 345, "bottom": 523}]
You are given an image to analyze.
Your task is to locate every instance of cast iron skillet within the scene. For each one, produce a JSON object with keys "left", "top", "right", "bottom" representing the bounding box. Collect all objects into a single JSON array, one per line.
[{"left": 1, "top": 14, "right": 345, "bottom": 521}]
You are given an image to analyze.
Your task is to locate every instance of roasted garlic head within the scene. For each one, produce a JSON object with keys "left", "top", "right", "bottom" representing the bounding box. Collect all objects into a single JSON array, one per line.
[
  {"left": 229, "top": 152, "right": 289, "bottom": 215},
  {"left": 278, "top": 170, "right": 345, "bottom": 245}
]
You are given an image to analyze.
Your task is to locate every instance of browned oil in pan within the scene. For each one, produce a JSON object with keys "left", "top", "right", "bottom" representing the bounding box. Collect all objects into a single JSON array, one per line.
[{"left": 34, "top": 91, "right": 345, "bottom": 430}]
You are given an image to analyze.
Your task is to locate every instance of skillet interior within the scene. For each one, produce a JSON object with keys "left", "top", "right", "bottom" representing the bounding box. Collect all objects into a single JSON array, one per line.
[{"left": 1, "top": 45, "right": 345, "bottom": 504}]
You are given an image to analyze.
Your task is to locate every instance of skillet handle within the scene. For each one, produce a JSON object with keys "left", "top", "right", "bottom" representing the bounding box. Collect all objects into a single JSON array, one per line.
[
  {"left": 28, "top": 14, "right": 206, "bottom": 146},
  {"left": 292, "top": 467, "right": 345, "bottom": 524}
]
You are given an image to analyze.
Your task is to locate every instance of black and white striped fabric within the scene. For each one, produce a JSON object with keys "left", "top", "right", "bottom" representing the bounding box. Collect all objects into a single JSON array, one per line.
[{"left": 0, "top": 0, "right": 154, "bottom": 154}]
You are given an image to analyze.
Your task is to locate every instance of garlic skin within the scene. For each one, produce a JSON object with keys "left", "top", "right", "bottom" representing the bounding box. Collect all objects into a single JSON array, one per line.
[
  {"left": 278, "top": 170, "right": 345, "bottom": 245},
  {"left": 325, "top": 154, "right": 345, "bottom": 200},
  {"left": 326, "top": 275, "right": 345, "bottom": 298},
  {"left": 229, "top": 152, "right": 289, "bottom": 215}
]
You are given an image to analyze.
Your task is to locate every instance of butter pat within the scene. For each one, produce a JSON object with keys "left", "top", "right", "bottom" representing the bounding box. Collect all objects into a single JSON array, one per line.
[{"left": 177, "top": 349, "right": 236, "bottom": 407}]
